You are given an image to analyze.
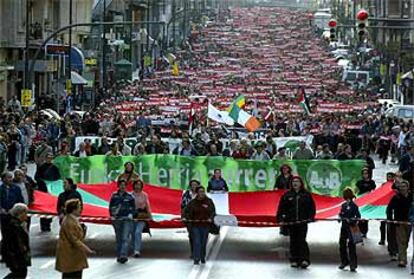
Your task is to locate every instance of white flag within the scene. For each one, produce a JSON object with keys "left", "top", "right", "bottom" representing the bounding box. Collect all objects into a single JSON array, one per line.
[{"left": 208, "top": 103, "right": 235, "bottom": 126}]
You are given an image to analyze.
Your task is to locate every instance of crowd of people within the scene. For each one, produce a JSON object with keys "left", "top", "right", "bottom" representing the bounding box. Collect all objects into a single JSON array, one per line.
[{"left": 1, "top": 5, "right": 414, "bottom": 279}]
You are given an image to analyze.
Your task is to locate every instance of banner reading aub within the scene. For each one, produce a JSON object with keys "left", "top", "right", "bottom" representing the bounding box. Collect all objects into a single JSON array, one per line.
[{"left": 54, "top": 155, "right": 365, "bottom": 196}]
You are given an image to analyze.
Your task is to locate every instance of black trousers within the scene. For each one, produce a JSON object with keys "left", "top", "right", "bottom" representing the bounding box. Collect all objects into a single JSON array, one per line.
[
  {"left": 186, "top": 224, "right": 194, "bottom": 258},
  {"left": 387, "top": 223, "right": 398, "bottom": 256},
  {"left": 380, "top": 221, "right": 386, "bottom": 242},
  {"left": 288, "top": 224, "right": 309, "bottom": 264},
  {"left": 339, "top": 226, "right": 357, "bottom": 269},
  {"left": 40, "top": 218, "right": 52, "bottom": 231},
  {"left": 4, "top": 267, "right": 28, "bottom": 278},
  {"left": 358, "top": 220, "right": 368, "bottom": 236},
  {"left": 62, "top": 271, "right": 82, "bottom": 279}
]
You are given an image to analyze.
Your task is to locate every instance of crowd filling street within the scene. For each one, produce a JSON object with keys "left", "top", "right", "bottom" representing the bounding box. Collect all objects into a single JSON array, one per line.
[{"left": 1, "top": 5, "right": 414, "bottom": 279}]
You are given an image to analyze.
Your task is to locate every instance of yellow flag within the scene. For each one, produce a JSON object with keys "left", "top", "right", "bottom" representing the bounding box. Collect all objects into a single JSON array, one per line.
[{"left": 172, "top": 62, "right": 179, "bottom": 76}]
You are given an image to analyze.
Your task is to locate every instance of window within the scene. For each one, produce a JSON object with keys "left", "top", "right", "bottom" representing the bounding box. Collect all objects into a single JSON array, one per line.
[{"left": 398, "top": 109, "right": 414, "bottom": 118}]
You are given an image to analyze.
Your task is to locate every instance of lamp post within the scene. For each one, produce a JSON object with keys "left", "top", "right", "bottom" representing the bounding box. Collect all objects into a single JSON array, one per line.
[
  {"left": 101, "top": 0, "right": 107, "bottom": 94},
  {"left": 24, "top": 0, "right": 30, "bottom": 90},
  {"left": 68, "top": 0, "right": 72, "bottom": 79}
]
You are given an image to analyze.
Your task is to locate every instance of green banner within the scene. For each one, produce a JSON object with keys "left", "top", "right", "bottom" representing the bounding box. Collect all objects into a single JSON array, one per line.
[{"left": 54, "top": 155, "right": 365, "bottom": 196}]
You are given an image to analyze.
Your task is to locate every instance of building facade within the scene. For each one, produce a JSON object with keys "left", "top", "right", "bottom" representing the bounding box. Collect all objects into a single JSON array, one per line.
[{"left": 0, "top": 0, "right": 93, "bottom": 102}]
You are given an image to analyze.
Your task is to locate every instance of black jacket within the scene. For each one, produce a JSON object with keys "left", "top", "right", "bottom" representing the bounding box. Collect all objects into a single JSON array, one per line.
[
  {"left": 339, "top": 200, "right": 361, "bottom": 227},
  {"left": 3, "top": 216, "right": 31, "bottom": 270},
  {"left": 276, "top": 189, "right": 316, "bottom": 223},
  {"left": 274, "top": 174, "right": 292, "bottom": 190},
  {"left": 34, "top": 163, "right": 61, "bottom": 192},
  {"left": 387, "top": 193, "right": 411, "bottom": 221},
  {"left": 56, "top": 189, "right": 83, "bottom": 215},
  {"left": 356, "top": 179, "right": 376, "bottom": 195}
]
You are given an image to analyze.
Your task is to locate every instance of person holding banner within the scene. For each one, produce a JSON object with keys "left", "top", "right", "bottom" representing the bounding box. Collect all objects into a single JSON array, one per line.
[
  {"left": 338, "top": 187, "right": 361, "bottom": 272},
  {"left": 207, "top": 169, "right": 228, "bottom": 193},
  {"left": 109, "top": 179, "right": 136, "bottom": 264},
  {"left": 181, "top": 180, "right": 200, "bottom": 259},
  {"left": 356, "top": 168, "right": 376, "bottom": 237},
  {"left": 276, "top": 176, "right": 316, "bottom": 269},
  {"left": 130, "top": 180, "right": 152, "bottom": 258},
  {"left": 184, "top": 186, "right": 216, "bottom": 265},
  {"left": 387, "top": 180, "right": 411, "bottom": 268},
  {"left": 118, "top": 162, "right": 140, "bottom": 184}
]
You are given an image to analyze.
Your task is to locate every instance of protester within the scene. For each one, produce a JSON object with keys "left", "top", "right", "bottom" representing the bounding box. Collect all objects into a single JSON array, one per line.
[
  {"left": 386, "top": 180, "right": 411, "bottom": 267},
  {"left": 130, "top": 180, "right": 152, "bottom": 257},
  {"left": 378, "top": 172, "right": 396, "bottom": 246},
  {"left": 292, "top": 141, "right": 314, "bottom": 160},
  {"left": 276, "top": 176, "right": 316, "bottom": 268},
  {"left": 13, "top": 169, "right": 34, "bottom": 207},
  {"left": 35, "top": 153, "right": 61, "bottom": 232},
  {"left": 274, "top": 164, "right": 293, "bottom": 190},
  {"left": 2, "top": 203, "right": 30, "bottom": 278},
  {"left": 34, "top": 140, "right": 53, "bottom": 166},
  {"left": 109, "top": 179, "right": 136, "bottom": 263},
  {"left": 207, "top": 169, "right": 229, "bottom": 192},
  {"left": 355, "top": 168, "right": 376, "bottom": 238},
  {"left": 57, "top": 178, "right": 83, "bottom": 224},
  {"left": 338, "top": 187, "right": 360, "bottom": 272},
  {"left": 250, "top": 142, "right": 271, "bottom": 160},
  {"left": 181, "top": 179, "right": 200, "bottom": 258},
  {"left": 316, "top": 143, "right": 333, "bottom": 159},
  {"left": 273, "top": 147, "right": 288, "bottom": 160},
  {"left": 117, "top": 162, "right": 140, "bottom": 184},
  {"left": 184, "top": 186, "right": 216, "bottom": 265},
  {"left": 56, "top": 199, "right": 95, "bottom": 279},
  {"left": 0, "top": 171, "right": 24, "bottom": 261},
  {"left": 356, "top": 149, "right": 375, "bottom": 171}
]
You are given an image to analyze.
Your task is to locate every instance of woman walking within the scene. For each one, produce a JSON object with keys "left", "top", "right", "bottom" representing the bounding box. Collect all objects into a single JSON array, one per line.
[
  {"left": 184, "top": 186, "right": 216, "bottom": 265},
  {"left": 276, "top": 176, "right": 316, "bottom": 269},
  {"left": 56, "top": 199, "right": 95, "bottom": 278},
  {"left": 3, "top": 203, "right": 31, "bottom": 278},
  {"left": 130, "top": 180, "right": 152, "bottom": 258},
  {"left": 338, "top": 188, "right": 361, "bottom": 272}
]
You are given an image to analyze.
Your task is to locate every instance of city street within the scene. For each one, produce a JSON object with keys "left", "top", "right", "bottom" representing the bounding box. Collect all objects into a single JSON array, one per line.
[
  {"left": 2, "top": 159, "right": 412, "bottom": 279},
  {"left": 0, "top": 0, "right": 413, "bottom": 278}
]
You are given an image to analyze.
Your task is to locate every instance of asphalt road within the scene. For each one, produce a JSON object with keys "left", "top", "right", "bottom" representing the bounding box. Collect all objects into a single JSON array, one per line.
[{"left": 1, "top": 158, "right": 413, "bottom": 279}]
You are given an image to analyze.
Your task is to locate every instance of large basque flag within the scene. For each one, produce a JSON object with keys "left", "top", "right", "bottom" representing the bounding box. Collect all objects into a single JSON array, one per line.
[{"left": 29, "top": 180, "right": 395, "bottom": 228}]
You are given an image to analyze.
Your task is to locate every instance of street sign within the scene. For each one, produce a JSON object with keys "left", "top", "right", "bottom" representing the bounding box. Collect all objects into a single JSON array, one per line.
[
  {"left": 45, "top": 44, "right": 70, "bottom": 56},
  {"left": 85, "top": 58, "right": 97, "bottom": 66},
  {"left": 21, "top": 89, "right": 32, "bottom": 107}
]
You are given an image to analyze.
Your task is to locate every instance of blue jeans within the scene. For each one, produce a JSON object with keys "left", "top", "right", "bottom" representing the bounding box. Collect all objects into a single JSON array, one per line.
[
  {"left": 131, "top": 221, "right": 146, "bottom": 253},
  {"left": 112, "top": 219, "right": 132, "bottom": 259},
  {"left": 191, "top": 226, "right": 209, "bottom": 261}
]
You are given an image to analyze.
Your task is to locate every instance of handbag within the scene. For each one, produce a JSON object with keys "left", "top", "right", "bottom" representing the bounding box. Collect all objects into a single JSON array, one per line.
[
  {"left": 349, "top": 224, "right": 363, "bottom": 245},
  {"left": 209, "top": 223, "right": 220, "bottom": 235}
]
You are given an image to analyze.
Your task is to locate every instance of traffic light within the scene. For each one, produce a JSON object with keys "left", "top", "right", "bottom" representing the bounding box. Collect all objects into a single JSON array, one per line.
[
  {"left": 356, "top": 9, "right": 369, "bottom": 41},
  {"left": 328, "top": 19, "right": 337, "bottom": 42}
]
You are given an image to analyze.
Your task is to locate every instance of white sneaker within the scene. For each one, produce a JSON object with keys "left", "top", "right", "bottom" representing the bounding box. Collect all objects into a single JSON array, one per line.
[{"left": 133, "top": 251, "right": 141, "bottom": 258}]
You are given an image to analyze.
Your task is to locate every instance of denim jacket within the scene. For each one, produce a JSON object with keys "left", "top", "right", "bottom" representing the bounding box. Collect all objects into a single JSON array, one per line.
[{"left": 109, "top": 191, "right": 136, "bottom": 219}]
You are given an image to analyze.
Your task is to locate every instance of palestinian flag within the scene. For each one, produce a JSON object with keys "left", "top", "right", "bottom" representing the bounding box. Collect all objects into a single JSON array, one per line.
[
  {"left": 297, "top": 87, "right": 311, "bottom": 115},
  {"left": 30, "top": 180, "right": 395, "bottom": 228}
]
